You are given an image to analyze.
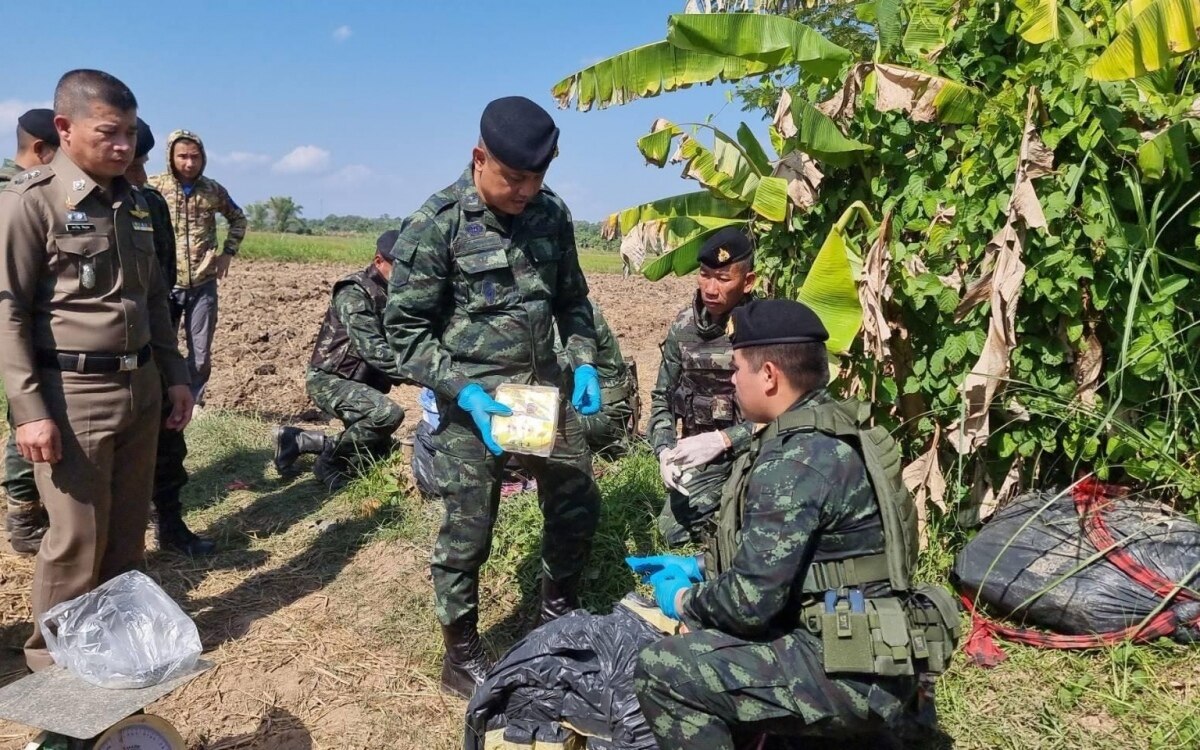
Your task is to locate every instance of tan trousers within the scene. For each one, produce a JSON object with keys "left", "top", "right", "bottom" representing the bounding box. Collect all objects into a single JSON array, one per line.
[{"left": 24, "top": 363, "right": 162, "bottom": 670}]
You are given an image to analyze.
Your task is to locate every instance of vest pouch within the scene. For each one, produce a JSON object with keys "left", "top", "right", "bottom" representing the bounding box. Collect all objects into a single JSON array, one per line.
[
  {"left": 691, "top": 394, "right": 716, "bottom": 428},
  {"left": 903, "top": 584, "right": 962, "bottom": 675},
  {"left": 815, "top": 595, "right": 915, "bottom": 677}
]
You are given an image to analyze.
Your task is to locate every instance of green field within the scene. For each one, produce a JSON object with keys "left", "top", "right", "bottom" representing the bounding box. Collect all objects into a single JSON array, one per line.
[{"left": 237, "top": 232, "right": 625, "bottom": 274}]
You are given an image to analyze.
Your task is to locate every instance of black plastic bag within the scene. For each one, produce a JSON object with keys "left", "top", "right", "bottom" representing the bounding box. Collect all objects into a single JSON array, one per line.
[
  {"left": 463, "top": 597, "right": 667, "bottom": 750},
  {"left": 412, "top": 420, "right": 438, "bottom": 497},
  {"left": 952, "top": 489, "right": 1200, "bottom": 642}
]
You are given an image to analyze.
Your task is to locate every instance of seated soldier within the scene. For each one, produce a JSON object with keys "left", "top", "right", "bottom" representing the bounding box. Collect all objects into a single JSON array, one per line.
[
  {"left": 273, "top": 231, "right": 407, "bottom": 490},
  {"left": 629, "top": 299, "right": 959, "bottom": 749}
]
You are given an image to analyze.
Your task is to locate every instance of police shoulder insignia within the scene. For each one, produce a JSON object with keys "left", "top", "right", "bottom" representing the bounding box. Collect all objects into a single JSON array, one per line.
[
  {"left": 726, "top": 316, "right": 735, "bottom": 337},
  {"left": 718, "top": 248, "right": 730, "bottom": 263},
  {"left": 72, "top": 179, "right": 87, "bottom": 191},
  {"left": 466, "top": 223, "right": 485, "bottom": 236}
]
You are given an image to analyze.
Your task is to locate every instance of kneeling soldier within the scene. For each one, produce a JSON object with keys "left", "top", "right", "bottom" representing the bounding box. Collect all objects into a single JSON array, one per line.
[
  {"left": 273, "top": 230, "right": 406, "bottom": 490},
  {"left": 630, "top": 299, "right": 960, "bottom": 748}
]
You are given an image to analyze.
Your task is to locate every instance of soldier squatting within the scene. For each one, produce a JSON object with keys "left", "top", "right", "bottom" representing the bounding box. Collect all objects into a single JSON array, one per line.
[{"left": 0, "top": 70, "right": 960, "bottom": 748}]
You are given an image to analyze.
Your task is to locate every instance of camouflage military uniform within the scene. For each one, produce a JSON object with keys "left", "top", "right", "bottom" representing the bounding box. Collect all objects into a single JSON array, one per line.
[
  {"left": 635, "top": 390, "right": 917, "bottom": 748},
  {"left": 307, "top": 265, "right": 406, "bottom": 475},
  {"left": 383, "top": 166, "right": 600, "bottom": 627},
  {"left": 648, "top": 292, "right": 756, "bottom": 545},
  {"left": 0, "top": 160, "right": 41, "bottom": 541},
  {"left": 573, "top": 302, "right": 637, "bottom": 457}
]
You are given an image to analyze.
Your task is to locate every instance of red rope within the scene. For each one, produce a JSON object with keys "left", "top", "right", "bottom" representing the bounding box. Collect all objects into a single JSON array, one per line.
[{"left": 961, "top": 478, "right": 1198, "bottom": 665}]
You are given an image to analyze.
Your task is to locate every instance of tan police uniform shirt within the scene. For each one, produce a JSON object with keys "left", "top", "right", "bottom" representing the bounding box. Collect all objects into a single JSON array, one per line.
[{"left": 0, "top": 150, "right": 189, "bottom": 425}]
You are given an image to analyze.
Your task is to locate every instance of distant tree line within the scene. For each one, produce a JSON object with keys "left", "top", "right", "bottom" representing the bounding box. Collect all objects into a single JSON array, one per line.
[{"left": 244, "top": 196, "right": 619, "bottom": 251}]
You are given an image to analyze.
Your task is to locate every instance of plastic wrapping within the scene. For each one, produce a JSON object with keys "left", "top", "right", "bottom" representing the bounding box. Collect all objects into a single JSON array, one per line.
[
  {"left": 412, "top": 419, "right": 438, "bottom": 497},
  {"left": 952, "top": 490, "right": 1200, "bottom": 642},
  {"left": 492, "top": 384, "right": 559, "bottom": 457},
  {"left": 39, "top": 570, "right": 202, "bottom": 689},
  {"left": 464, "top": 596, "right": 667, "bottom": 750}
]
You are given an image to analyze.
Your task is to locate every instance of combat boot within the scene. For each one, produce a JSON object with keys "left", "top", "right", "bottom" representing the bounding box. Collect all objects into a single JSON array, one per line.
[
  {"left": 313, "top": 445, "right": 350, "bottom": 492},
  {"left": 156, "top": 509, "right": 216, "bottom": 556},
  {"left": 6, "top": 498, "right": 47, "bottom": 555},
  {"left": 273, "top": 427, "right": 328, "bottom": 475},
  {"left": 440, "top": 617, "right": 494, "bottom": 699},
  {"left": 536, "top": 572, "right": 583, "bottom": 627}
]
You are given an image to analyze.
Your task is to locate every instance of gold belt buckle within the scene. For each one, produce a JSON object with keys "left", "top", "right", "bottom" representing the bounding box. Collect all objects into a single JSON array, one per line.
[{"left": 119, "top": 353, "right": 138, "bottom": 371}]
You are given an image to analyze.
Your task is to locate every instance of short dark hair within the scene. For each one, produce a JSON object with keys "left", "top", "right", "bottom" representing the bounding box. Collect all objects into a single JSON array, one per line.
[
  {"left": 54, "top": 69, "right": 137, "bottom": 118},
  {"left": 731, "top": 252, "right": 755, "bottom": 275},
  {"left": 740, "top": 341, "right": 829, "bottom": 392},
  {"left": 16, "top": 126, "right": 35, "bottom": 150}
]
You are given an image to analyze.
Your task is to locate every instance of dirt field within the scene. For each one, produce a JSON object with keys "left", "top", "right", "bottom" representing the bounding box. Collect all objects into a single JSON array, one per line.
[
  {"left": 206, "top": 261, "right": 695, "bottom": 431},
  {"left": 0, "top": 262, "right": 694, "bottom": 749}
]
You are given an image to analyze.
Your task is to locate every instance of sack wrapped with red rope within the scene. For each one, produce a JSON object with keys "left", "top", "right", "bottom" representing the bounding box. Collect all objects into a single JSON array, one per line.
[{"left": 951, "top": 480, "right": 1200, "bottom": 662}]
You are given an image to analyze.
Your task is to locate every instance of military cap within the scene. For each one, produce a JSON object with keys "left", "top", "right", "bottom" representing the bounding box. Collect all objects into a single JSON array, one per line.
[
  {"left": 376, "top": 229, "right": 401, "bottom": 260},
  {"left": 480, "top": 96, "right": 560, "bottom": 173},
  {"left": 17, "top": 109, "right": 58, "bottom": 146},
  {"left": 698, "top": 227, "right": 752, "bottom": 269},
  {"left": 135, "top": 118, "right": 155, "bottom": 159},
  {"left": 729, "top": 299, "right": 828, "bottom": 349}
]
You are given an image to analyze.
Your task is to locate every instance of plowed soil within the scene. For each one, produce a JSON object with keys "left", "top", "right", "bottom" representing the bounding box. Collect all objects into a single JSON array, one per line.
[{"left": 205, "top": 261, "right": 694, "bottom": 432}]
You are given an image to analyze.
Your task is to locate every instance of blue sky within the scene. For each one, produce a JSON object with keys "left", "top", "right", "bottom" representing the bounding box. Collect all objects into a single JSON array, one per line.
[{"left": 1, "top": 1, "right": 766, "bottom": 222}]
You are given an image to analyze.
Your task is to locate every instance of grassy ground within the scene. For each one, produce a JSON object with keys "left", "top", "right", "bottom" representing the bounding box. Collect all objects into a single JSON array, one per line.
[
  {"left": 238, "top": 232, "right": 626, "bottom": 274},
  {"left": 172, "top": 408, "right": 1200, "bottom": 748}
]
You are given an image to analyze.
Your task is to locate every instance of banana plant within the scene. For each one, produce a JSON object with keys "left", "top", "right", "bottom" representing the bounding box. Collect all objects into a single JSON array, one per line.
[{"left": 1089, "top": 0, "right": 1200, "bottom": 80}]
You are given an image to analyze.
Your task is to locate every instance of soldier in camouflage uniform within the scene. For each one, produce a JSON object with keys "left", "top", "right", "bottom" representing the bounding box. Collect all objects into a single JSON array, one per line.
[
  {"left": 572, "top": 301, "right": 638, "bottom": 458},
  {"left": 1, "top": 110, "right": 58, "bottom": 554},
  {"left": 126, "top": 119, "right": 216, "bottom": 556},
  {"left": 631, "top": 300, "right": 952, "bottom": 749},
  {"left": 272, "top": 230, "right": 407, "bottom": 491},
  {"left": 149, "top": 129, "right": 247, "bottom": 409},
  {"left": 649, "top": 228, "right": 757, "bottom": 547},
  {"left": 383, "top": 97, "right": 603, "bottom": 699}
]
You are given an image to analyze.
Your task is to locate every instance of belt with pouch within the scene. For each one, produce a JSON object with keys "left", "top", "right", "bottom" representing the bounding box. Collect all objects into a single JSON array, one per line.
[{"left": 36, "top": 344, "right": 152, "bottom": 374}]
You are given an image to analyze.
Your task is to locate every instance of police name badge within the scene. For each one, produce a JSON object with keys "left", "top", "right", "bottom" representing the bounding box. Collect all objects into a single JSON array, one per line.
[{"left": 133, "top": 221, "right": 154, "bottom": 232}]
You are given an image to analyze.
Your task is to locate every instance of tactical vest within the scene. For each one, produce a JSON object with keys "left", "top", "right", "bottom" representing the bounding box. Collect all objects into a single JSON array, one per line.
[
  {"left": 309, "top": 268, "right": 392, "bottom": 392},
  {"left": 671, "top": 321, "right": 740, "bottom": 436},
  {"left": 706, "top": 398, "right": 960, "bottom": 677}
]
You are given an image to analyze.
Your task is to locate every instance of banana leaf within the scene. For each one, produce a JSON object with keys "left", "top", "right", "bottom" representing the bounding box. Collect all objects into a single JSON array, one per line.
[
  {"left": 1090, "top": 0, "right": 1200, "bottom": 81},
  {"left": 641, "top": 217, "right": 750, "bottom": 280},
  {"left": 796, "top": 202, "right": 875, "bottom": 354},
  {"left": 666, "top": 13, "right": 852, "bottom": 80}
]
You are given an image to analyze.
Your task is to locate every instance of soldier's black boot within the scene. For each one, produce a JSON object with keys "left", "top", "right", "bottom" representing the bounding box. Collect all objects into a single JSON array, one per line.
[
  {"left": 440, "top": 617, "right": 493, "bottom": 699},
  {"left": 273, "top": 427, "right": 328, "bottom": 475},
  {"left": 6, "top": 498, "right": 47, "bottom": 555},
  {"left": 313, "top": 444, "right": 351, "bottom": 492},
  {"left": 536, "top": 572, "right": 582, "bottom": 627},
  {"left": 155, "top": 490, "right": 216, "bottom": 556}
]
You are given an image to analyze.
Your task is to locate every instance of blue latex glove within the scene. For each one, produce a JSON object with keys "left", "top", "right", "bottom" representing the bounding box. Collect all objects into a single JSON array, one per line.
[
  {"left": 648, "top": 566, "right": 692, "bottom": 619},
  {"left": 571, "top": 364, "right": 602, "bottom": 416},
  {"left": 626, "top": 554, "right": 703, "bottom": 583},
  {"left": 456, "top": 384, "right": 512, "bottom": 456}
]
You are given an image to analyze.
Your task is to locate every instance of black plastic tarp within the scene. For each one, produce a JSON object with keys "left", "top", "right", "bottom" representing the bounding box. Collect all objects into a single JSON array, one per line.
[
  {"left": 952, "top": 490, "right": 1200, "bottom": 641},
  {"left": 463, "top": 597, "right": 666, "bottom": 750}
]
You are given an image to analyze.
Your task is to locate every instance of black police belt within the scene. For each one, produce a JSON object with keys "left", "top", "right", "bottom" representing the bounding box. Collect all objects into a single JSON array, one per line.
[{"left": 37, "top": 344, "right": 152, "bottom": 374}]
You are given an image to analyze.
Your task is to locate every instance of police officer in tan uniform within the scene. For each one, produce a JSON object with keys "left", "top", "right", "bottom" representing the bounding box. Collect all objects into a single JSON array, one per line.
[{"left": 0, "top": 69, "right": 192, "bottom": 670}]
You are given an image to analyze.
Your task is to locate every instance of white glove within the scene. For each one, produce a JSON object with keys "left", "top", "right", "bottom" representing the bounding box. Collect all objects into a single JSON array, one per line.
[
  {"left": 666, "top": 431, "right": 730, "bottom": 471},
  {"left": 659, "top": 450, "right": 684, "bottom": 493}
]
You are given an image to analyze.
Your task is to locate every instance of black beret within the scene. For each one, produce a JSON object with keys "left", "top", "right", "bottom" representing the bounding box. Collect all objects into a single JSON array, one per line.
[
  {"left": 480, "top": 96, "right": 560, "bottom": 173},
  {"left": 376, "top": 229, "right": 401, "bottom": 260},
  {"left": 729, "top": 299, "right": 829, "bottom": 349},
  {"left": 698, "top": 227, "right": 752, "bottom": 269},
  {"left": 17, "top": 109, "right": 58, "bottom": 146},
  {"left": 135, "top": 118, "right": 155, "bottom": 159}
]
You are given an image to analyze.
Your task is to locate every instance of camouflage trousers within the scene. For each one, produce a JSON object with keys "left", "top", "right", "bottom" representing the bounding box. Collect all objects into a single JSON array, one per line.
[
  {"left": 3, "top": 409, "right": 38, "bottom": 505},
  {"left": 306, "top": 368, "right": 404, "bottom": 472},
  {"left": 425, "top": 395, "right": 600, "bottom": 626},
  {"left": 656, "top": 455, "right": 731, "bottom": 548},
  {"left": 578, "top": 396, "right": 635, "bottom": 459},
  {"left": 634, "top": 629, "right": 915, "bottom": 750}
]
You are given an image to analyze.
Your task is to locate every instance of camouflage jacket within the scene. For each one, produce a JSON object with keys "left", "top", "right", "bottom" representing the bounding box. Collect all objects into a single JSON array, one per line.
[
  {"left": 148, "top": 129, "right": 247, "bottom": 289},
  {"left": 557, "top": 300, "right": 633, "bottom": 404},
  {"left": 0, "top": 159, "right": 20, "bottom": 186},
  {"left": 679, "top": 390, "right": 886, "bottom": 639},
  {"left": 648, "top": 291, "right": 756, "bottom": 455},
  {"left": 310, "top": 265, "right": 400, "bottom": 392},
  {"left": 382, "top": 166, "right": 596, "bottom": 401}
]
